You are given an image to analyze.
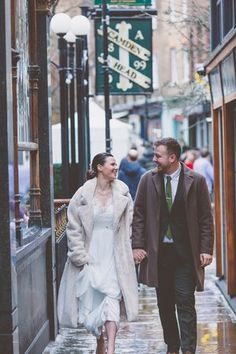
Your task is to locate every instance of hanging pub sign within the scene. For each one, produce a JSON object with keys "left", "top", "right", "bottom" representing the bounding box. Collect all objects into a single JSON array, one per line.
[
  {"left": 95, "top": 17, "right": 153, "bottom": 95},
  {"left": 94, "top": 0, "right": 151, "bottom": 5}
]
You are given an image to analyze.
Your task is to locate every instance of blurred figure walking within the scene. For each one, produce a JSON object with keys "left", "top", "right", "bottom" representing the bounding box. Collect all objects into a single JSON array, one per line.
[
  {"left": 184, "top": 150, "right": 197, "bottom": 170},
  {"left": 118, "top": 149, "right": 146, "bottom": 200},
  {"left": 138, "top": 142, "right": 156, "bottom": 171},
  {"left": 193, "top": 148, "right": 214, "bottom": 195}
]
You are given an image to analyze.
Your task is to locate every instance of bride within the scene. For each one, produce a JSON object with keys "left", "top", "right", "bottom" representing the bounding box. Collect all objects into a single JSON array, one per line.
[{"left": 58, "top": 152, "right": 138, "bottom": 354}]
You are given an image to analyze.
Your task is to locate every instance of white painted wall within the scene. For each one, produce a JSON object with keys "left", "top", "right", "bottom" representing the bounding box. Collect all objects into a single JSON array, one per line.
[{"left": 52, "top": 100, "right": 132, "bottom": 166}]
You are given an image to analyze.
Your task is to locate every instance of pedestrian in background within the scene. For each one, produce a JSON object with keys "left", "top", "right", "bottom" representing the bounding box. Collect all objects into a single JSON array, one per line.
[
  {"left": 138, "top": 141, "right": 156, "bottom": 170},
  {"left": 132, "top": 137, "right": 214, "bottom": 354},
  {"left": 193, "top": 148, "right": 214, "bottom": 196},
  {"left": 118, "top": 148, "right": 146, "bottom": 200},
  {"left": 179, "top": 145, "right": 190, "bottom": 163},
  {"left": 58, "top": 152, "right": 138, "bottom": 354},
  {"left": 184, "top": 149, "right": 197, "bottom": 170}
]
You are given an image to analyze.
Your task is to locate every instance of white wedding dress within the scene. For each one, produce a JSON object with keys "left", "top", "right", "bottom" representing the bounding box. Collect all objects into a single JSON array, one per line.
[{"left": 76, "top": 197, "right": 122, "bottom": 337}]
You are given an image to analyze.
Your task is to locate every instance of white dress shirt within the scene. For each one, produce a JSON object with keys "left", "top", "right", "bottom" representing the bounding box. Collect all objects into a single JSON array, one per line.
[{"left": 163, "top": 163, "right": 181, "bottom": 243}]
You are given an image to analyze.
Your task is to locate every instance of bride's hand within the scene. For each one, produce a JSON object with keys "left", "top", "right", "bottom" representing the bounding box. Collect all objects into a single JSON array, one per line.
[{"left": 133, "top": 249, "right": 147, "bottom": 264}]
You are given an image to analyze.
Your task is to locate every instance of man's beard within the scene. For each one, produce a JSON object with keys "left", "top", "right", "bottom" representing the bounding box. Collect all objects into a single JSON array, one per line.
[{"left": 157, "top": 164, "right": 166, "bottom": 173}]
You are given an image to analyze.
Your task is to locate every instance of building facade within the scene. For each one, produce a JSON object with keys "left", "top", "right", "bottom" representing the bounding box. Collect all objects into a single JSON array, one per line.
[
  {"left": 155, "top": 0, "right": 211, "bottom": 147},
  {"left": 52, "top": 1, "right": 212, "bottom": 149},
  {"left": 206, "top": 0, "right": 236, "bottom": 313},
  {"left": 108, "top": 0, "right": 212, "bottom": 148},
  {"left": 0, "top": 1, "right": 57, "bottom": 353}
]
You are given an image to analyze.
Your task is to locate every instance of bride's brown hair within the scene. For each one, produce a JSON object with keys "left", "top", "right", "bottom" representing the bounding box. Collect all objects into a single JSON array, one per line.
[{"left": 87, "top": 152, "right": 114, "bottom": 180}]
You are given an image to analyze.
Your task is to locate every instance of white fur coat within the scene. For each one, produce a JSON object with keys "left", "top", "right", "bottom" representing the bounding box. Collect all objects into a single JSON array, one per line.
[{"left": 58, "top": 178, "right": 138, "bottom": 328}]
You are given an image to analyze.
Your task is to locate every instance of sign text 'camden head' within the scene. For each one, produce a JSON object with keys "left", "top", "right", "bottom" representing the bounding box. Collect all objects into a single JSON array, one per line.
[{"left": 95, "top": 18, "right": 153, "bottom": 95}]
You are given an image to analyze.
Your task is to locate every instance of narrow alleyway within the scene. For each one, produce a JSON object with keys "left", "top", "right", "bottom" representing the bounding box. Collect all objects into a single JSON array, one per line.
[{"left": 44, "top": 260, "right": 236, "bottom": 354}]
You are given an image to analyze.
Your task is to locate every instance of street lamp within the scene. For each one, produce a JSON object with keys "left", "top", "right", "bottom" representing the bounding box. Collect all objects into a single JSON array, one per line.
[
  {"left": 51, "top": 13, "right": 90, "bottom": 194},
  {"left": 70, "top": 15, "right": 90, "bottom": 187},
  {"left": 50, "top": 13, "right": 71, "bottom": 35},
  {"left": 64, "top": 31, "right": 77, "bottom": 194},
  {"left": 51, "top": 13, "right": 71, "bottom": 197}
]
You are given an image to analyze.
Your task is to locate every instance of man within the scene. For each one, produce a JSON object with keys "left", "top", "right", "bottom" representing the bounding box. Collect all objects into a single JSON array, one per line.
[
  {"left": 132, "top": 138, "right": 214, "bottom": 354},
  {"left": 193, "top": 148, "right": 214, "bottom": 195},
  {"left": 118, "top": 149, "right": 146, "bottom": 200}
]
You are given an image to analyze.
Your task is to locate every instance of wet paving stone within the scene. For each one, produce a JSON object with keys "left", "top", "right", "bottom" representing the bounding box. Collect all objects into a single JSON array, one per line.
[{"left": 43, "top": 261, "right": 236, "bottom": 354}]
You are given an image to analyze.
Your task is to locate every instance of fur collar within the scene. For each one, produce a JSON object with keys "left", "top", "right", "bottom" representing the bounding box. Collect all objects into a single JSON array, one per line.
[{"left": 72, "top": 178, "right": 130, "bottom": 237}]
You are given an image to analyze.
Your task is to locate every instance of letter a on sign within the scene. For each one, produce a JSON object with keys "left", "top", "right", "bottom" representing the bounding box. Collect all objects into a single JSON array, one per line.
[{"left": 135, "top": 30, "right": 144, "bottom": 40}]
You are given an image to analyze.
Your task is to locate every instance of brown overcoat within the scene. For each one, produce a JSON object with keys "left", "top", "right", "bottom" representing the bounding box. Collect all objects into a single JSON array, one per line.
[{"left": 132, "top": 163, "right": 214, "bottom": 291}]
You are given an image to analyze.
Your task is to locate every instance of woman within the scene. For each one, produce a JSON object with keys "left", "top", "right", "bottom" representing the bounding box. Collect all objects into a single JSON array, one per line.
[
  {"left": 58, "top": 152, "right": 138, "bottom": 354},
  {"left": 184, "top": 149, "right": 197, "bottom": 170}
]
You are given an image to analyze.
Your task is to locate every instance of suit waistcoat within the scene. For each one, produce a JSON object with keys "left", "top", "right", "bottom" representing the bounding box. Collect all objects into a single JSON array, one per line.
[{"left": 160, "top": 169, "right": 192, "bottom": 261}]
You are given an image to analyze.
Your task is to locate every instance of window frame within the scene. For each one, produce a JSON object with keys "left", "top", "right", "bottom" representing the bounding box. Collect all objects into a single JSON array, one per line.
[
  {"left": 12, "top": 0, "right": 42, "bottom": 247},
  {"left": 211, "top": 0, "right": 236, "bottom": 50},
  {"left": 170, "top": 47, "right": 178, "bottom": 85}
]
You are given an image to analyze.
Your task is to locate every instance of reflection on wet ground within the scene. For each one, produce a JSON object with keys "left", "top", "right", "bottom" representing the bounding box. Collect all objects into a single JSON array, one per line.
[{"left": 44, "top": 261, "right": 236, "bottom": 353}]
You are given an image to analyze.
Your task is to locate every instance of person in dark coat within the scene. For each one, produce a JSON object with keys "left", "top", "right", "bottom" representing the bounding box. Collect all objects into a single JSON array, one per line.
[
  {"left": 138, "top": 142, "right": 156, "bottom": 170},
  {"left": 118, "top": 149, "right": 146, "bottom": 200},
  {"left": 132, "top": 137, "right": 214, "bottom": 354}
]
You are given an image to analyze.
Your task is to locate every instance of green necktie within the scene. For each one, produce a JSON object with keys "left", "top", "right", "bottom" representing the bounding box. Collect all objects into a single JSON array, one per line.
[{"left": 165, "top": 176, "right": 173, "bottom": 240}]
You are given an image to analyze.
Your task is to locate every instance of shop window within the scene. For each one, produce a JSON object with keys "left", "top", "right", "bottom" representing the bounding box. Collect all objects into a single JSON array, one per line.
[
  {"left": 188, "top": 115, "right": 197, "bottom": 148},
  {"left": 12, "top": 0, "right": 42, "bottom": 246},
  {"left": 211, "top": 0, "right": 236, "bottom": 50},
  {"left": 211, "top": 0, "right": 222, "bottom": 50},
  {"left": 16, "top": 0, "right": 30, "bottom": 143},
  {"left": 223, "top": 0, "right": 234, "bottom": 36},
  {"left": 221, "top": 52, "right": 236, "bottom": 97},
  {"left": 17, "top": 151, "right": 30, "bottom": 232},
  {"left": 209, "top": 66, "right": 223, "bottom": 104},
  {"left": 198, "top": 119, "right": 205, "bottom": 148}
]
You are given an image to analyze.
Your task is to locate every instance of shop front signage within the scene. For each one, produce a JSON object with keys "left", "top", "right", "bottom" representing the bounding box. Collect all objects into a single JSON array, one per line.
[
  {"left": 95, "top": 17, "right": 153, "bottom": 95},
  {"left": 94, "top": 0, "right": 151, "bottom": 6}
]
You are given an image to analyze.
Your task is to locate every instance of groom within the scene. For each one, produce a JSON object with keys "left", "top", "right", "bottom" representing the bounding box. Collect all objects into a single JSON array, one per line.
[{"left": 132, "top": 137, "right": 214, "bottom": 354}]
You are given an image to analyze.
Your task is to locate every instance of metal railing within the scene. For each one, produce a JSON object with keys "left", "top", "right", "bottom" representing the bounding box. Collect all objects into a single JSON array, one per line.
[
  {"left": 54, "top": 199, "right": 70, "bottom": 239},
  {"left": 54, "top": 199, "right": 70, "bottom": 291}
]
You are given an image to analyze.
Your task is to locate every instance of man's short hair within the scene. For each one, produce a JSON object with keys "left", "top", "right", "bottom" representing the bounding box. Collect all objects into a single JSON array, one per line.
[
  {"left": 200, "top": 148, "right": 210, "bottom": 158},
  {"left": 154, "top": 137, "right": 181, "bottom": 160}
]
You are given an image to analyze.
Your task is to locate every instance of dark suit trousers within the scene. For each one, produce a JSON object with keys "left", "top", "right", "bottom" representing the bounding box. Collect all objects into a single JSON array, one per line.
[{"left": 156, "top": 243, "right": 197, "bottom": 353}]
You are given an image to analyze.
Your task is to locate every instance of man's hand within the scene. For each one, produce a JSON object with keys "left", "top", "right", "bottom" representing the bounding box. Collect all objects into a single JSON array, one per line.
[
  {"left": 200, "top": 253, "right": 213, "bottom": 267},
  {"left": 133, "top": 249, "right": 147, "bottom": 264}
]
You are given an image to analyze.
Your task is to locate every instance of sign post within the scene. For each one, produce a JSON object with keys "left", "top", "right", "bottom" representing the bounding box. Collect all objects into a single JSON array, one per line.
[
  {"left": 94, "top": 3, "right": 156, "bottom": 152},
  {"left": 101, "top": 0, "right": 112, "bottom": 152},
  {"left": 95, "top": 17, "right": 153, "bottom": 95}
]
